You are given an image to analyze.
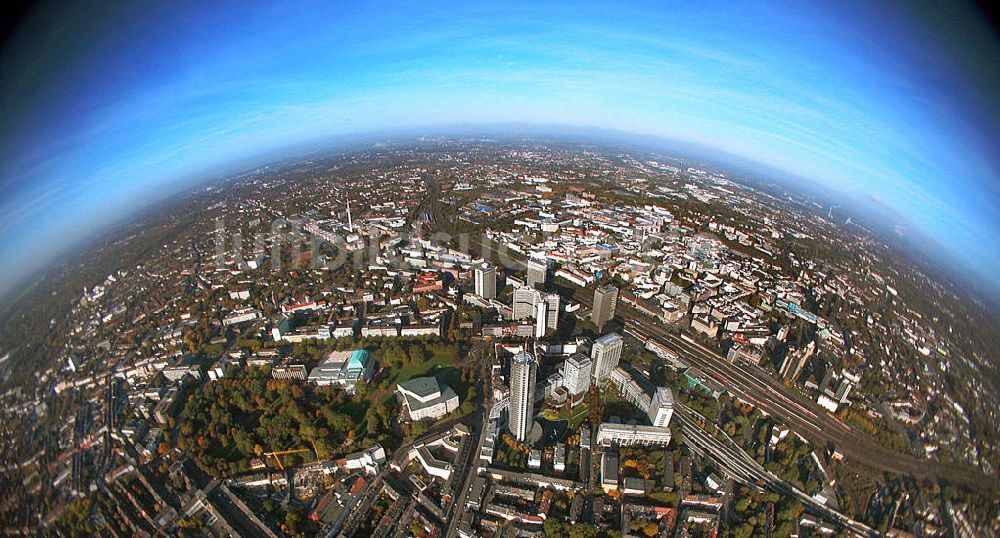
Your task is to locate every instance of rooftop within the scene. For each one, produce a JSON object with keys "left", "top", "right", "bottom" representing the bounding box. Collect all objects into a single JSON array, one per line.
[
  {"left": 398, "top": 376, "right": 442, "bottom": 399},
  {"left": 347, "top": 349, "right": 370, "bottom": 370},
  {"left": 513, "top": 351, "right": 536, "bottom": 365},
  {"left": 595, "top": 332, "right": 622, "bottom": 346}
]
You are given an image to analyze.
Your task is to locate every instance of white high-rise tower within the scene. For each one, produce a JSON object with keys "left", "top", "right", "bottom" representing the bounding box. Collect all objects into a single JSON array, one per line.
[
  {"left": 561, "top": 353, "right": 592, "bottom": 395},
  {"left": 648, "top": 387, "right": 675, "bottom": 427},
  {"left": 513, "top": 286, "right": 540, "bottom": 320},
  {"left": 474, "top": 263, "right": 497, "bottom": 299},
  {"left": 591, "top": 332, "right": 624, "bottom": 382},
  {"left": 509, "top": 351, "right": 537, "bottom": 442},
  {"left": 535, "top": 300, "right": 548, "bottom": 338}
]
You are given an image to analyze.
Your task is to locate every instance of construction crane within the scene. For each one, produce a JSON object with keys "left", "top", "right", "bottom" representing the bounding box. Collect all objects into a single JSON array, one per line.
[
  {"left": 263, "top": 448, "right": 310, "bottom": 471},
  {"left": 263, "top": 448, "right": 312, "bottom": 505}
]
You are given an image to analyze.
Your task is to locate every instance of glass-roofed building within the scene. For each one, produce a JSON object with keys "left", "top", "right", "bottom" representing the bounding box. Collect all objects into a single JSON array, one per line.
[{"left": 308, "top": 349, "right": 375, "bottom": 393}]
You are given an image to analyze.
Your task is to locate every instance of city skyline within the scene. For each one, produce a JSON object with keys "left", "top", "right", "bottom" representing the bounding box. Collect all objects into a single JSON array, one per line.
[
  {"left": 0, "top": 139, "right": 996, "bottom": 535},
  {"left": 0, "top": 1, "right": 998, "bottom": 303},
  {"left": 2, "top": 2, "right": 1000, "bottom": 535}
]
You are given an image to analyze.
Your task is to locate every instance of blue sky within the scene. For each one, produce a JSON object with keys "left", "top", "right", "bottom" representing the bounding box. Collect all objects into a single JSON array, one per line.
[{"left": 0, "top": 0, "right": 998, "bottom": 299}]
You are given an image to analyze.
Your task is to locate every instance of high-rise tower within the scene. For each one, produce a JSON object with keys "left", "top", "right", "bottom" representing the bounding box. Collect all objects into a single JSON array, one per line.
[
  {"left": 544, "top": 293, "right": 560, "bottom": 330},
  {"left": 534, "top": 301, "right": 548, "bottom": 338},
  {"left": 561, "top": 353, "right": 592, "bottom": 395},
  {"left": 509, "top": 351, "right": 538, "bottom": 442},
  {"left": 526, "top": 259, "right": 547, "bottom": 289},
  {"left": 474, "top": 263, "right": 496, "bottom": 299},
  {"left": 513, "top": 286, "right": 539, "bottom": 320},
  {"left": 592, "top": 284, "right": 619, "bottom": 330},
  {"left": 591, "top": 332, "right": 624, "bottom": 383}
]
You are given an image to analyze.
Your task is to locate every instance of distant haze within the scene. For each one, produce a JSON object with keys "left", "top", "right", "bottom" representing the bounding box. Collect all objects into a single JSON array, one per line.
[{"left": 0, "top": 0, "right": 997, "bottom": 300}]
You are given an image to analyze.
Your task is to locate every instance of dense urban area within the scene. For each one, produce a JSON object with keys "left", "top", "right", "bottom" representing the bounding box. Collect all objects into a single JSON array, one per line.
[{"left": 0, "top": 138, "right": 997, "bottom": 537}]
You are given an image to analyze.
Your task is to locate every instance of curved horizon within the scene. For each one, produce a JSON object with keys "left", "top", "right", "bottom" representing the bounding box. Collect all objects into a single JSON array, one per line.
[{"left": 1, "top": 0, "right": 998, "bottom": 301}]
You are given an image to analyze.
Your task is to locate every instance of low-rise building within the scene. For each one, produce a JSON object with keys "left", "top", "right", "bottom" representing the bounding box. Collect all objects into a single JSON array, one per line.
[
  {"left": 308, "top": 349, "right": 375, "bottom": 393},
  {"left": 553, "top": 444, "right": 566, "bottom": 472},
  {"left": 528, "top": 449, "right": 542, "bottom": 469},
  {"left": 601, "top": 451, "right": 619, "bottom": 493},
  {"left": 397, "top": 376, "right": 460, "bottom": 421},
  {"left": 223, "top": 308, "right": 260, "bottom": 326},
  {"left": 272, "top": 359, "right": 308, "bottom": 381},
  {"left": 596, "top": 423, "right": 672, "bottom": 447}
]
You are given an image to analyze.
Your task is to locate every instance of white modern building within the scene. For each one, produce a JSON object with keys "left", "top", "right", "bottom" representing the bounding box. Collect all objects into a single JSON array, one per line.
[
  {"left": 514, "top": 286, "right": 560, "bottom": 333},
  {"left": 397, "top": 377, "right": 460, "bottom": 421},
  {"left": 526, "top": 258, "right": 547, "bottom": 288},
  {"left": 413, "top": 447, "right": 453, "bottom": 481},
  {"left": 528, "top": 449, "right": 542, "bottom": 469},
  {"left": 561, "top": 353, "right": 592, "bottom": 396},
  {"left": 649, "top": 387, "right": 675, "bottom": 427},
  {"left": 307, "top": 349, "right": 375, "bottom": 393},
  {"left": 608, "top": 366, "right": 675, "bottom": 428},
  {"left": 338, "top": 444, "right": 387, "bottom": 475},
  {"left": 610, "top": 366, "right": 651, "bottom": 411},
  {"left": 513, "top": 286, "right": 539, "bottom": 320},
  {"left": 596, "top": 423, "right": 672, "bottom": 447},
  {"left": 591, "top": 332, "right": 624, "bottom": 382},
  {"left": 223, "top": 308, "right": 261, "bottom": 326},
  {"left": 553, "top": 444, "right": 566, "bottom": 472},
  {"left": 474, "top": 263, "right": 497, "bottom": 300},
  {"left": 535, "top": 300, "right": 548, "bottom": 338},
  {"left": 509, "top": 352, "right": 538, "bottom": 442}
]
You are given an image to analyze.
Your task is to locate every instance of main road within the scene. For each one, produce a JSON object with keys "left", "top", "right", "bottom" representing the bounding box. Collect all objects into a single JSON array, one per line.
[{"left": 445, "top": 342, "right": 491, "bottom": 538}]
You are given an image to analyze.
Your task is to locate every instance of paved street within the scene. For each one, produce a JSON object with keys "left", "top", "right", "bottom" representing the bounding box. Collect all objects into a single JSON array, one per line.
[{"left": 445, "top": 343, "right": 491, "bottom": 538}]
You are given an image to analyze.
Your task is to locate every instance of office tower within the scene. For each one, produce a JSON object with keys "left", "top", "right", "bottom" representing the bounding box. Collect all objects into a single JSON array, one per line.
[
  {"left": 835, "top": 379, "right": 853, "bottom": 403},
  {"left": 535, "top": 301, "right": 548, "bottom": 338},
  {"left": 592, "top": 284, "right": 619, "bottom": 329},
  {"left": 474, "top": 263, "right": 496, "bottom": 299},
  {"left": 779, "top": 352, "right": 807, "bottom": 382},
  {"left": 526, "top": 258, "right": 547, "bottom": 289},
  {"left": 779, "top": 340, "right": 815, "bottom": 381},
  {"left": 544, "top": 293, "right": 560, "bottom": 330},
  {"left": 591, "top": 332, "right": 624, "bottom": 382},
  {"left": 509, "top": 352, "right": 538, "bottom": 441},
  {"left": 513, "top": 286, "right": 539, "bottom": 320},
  {"left": 561, "top": 353, "right": 592, "bottom": 395},
  {"left": 648, "top": 387, "right": 674, "bottom": 427}
]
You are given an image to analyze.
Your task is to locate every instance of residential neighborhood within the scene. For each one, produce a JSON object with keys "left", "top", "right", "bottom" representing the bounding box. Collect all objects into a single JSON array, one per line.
[{"left": 0, "top": 139, "right": 996, "bottom": 537}]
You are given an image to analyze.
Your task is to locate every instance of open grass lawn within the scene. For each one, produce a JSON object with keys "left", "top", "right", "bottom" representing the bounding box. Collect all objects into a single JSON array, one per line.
[
  {"left": 566, "top": 407, "right": 590, "bottom": 432},
  {"left": 368, "top": 344, "right": 462, "bottom": 402},
  {"left": 394, "top": 349, "right": 460, "bottom": 384},
  {"left": 549, "top": 402, "right": 590, "bottom": 432}
]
